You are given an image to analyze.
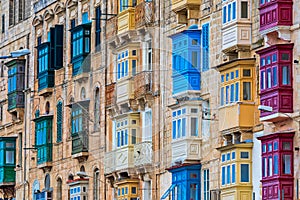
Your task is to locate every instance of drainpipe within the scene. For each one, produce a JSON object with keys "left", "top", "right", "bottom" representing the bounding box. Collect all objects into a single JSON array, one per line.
[
  {"left": 23, "top": 32, "right": 30, "bottom": 200},
  {"left": 104, "top": 0, "right": 108, "bottom": 198}
]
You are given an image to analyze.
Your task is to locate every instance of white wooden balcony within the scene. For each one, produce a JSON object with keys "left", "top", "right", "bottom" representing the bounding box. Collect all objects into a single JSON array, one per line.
[{"left": 134, "top": 141, "right": 152, "bottom": 167}]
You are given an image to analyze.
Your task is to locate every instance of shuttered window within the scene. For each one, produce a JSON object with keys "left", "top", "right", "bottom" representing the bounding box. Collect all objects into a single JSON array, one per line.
[
  {"left": 202, "top": 23, "right": 209, "bottom": 71},
  {"left": 56, "top": 102, "right": 63, "bottom": 142}
]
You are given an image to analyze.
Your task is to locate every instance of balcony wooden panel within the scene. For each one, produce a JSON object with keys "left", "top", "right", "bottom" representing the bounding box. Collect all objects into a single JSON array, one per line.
[
  {"left": 133, "top": 71, "right": 152, "bottom": 99},
  {"left": 106, "top": 83, "right": 116, "bottom": 107},
  {"left": 104, "top": 146, "right": 134, "bottom": 174},
  {"left": 172, "top": 0, "right": 200, "bottom": 12},
  {"left": 118, "top": 8, "right": 136, "bottom": 34},
  {"left": 134, "top": 141, "right": 152, "bottom": 167},
  {"left": 222, "top": 23, "right": 251, "bottom": 52},
  {"left": 171, "top": 138, "right": 201, "bottom": 163},
  {"left": 106, "top": 16, "right": 118, "bottom": 38},
  {"left": 219, "top": 103, "right": 255, "bottom": 133},
  {"left": 135, "top": 1, "right": 154, "bottom": 28},
  {"left": 116, "top": 78, "right": 134, "bottom": 104}
]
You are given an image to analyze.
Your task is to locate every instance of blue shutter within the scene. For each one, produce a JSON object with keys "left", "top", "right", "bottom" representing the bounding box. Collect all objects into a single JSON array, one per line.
[
  {"left": 232, "top": 164, "right": 236, "bottom": 183},
  {"left": 222, "top": 166, "right": 225, "bottom": 185},
  {"left": 223, "top": 6, "right": 227, "bottom": 23},
  {"left": 235, "top": 82, "right": 239, "bottom": 101},
  {"left": 226, "top": 165, "right": 230, "bottom": 184},
  {"left": 56, "top": 102, "right": 63, "bottom": 142},
  {"left": 232, "top": 2, "right": 236, "bottom": 20},
  {"left": 228, "top": 4, "right": 231, "bottom": 22},
  {"left": 202, "top": 23, "right": 210, "bottom": 71},
  {"left": 230, "top": 84, "right": 234, "bottom": 102},
  {"left": 172, "top": 121, "right": 176, "bottom": 139}
]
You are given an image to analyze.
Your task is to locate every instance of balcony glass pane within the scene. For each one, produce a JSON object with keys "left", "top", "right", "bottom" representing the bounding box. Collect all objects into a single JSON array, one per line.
[
  {"left": 5, "top": 150, "right": 14, "bottom": 164},
  {"left": 242, "top": 82, "right": 251, "bottom": 100},
  {"left": 282, "top": 66, "right": 290, "bottom": 85},
  {"left": 282, "top": 155, "right": 291, "bottom": 174},
  {"left": 191, "top": 117, "right": 198, "bottom": 136},
  {"left": 241, "top": 164, "right": 249, "bottom": 182},
  {"left": 241, "top": 2, "right": 248, "bottom": 18}
]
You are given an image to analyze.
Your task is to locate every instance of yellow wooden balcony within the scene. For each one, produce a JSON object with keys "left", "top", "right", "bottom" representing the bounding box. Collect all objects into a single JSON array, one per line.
[
  {"left": 172, "top": 0, "right": 200, "bottom": 12},
  {"left": 118, "top": 8, "right": 136, "bottom": 34},
  {"left": 219, "top": 102, "right": 255, "bottom": 133},
  {"left": 104, "top": 146, "right": 135, "bottom": 174}
]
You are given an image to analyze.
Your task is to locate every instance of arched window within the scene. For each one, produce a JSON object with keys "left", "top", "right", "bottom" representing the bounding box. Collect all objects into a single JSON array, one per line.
[
  {"left": 94, "top": 87, "right": 100, "bottom": 131},
  {"left": 68, "top": 174, "right": 74, "bottom": 181},
  {"left": 56, "top": 101, "right": 63, "bottom": 142},
  {"left": 45, "top": 174, "right": 51, "bottom": 191},
  {"left": 93, "top": 168, "right": 100, "bottom": 200},
  {"left": 80, "top": 165, "right": 85, "bottom": 172},
  {"left": 57, "top": 178, "right": 62, "bottom": 200},
  {"left": 45, "top": 102, "right": 50, "bottom": 114}
]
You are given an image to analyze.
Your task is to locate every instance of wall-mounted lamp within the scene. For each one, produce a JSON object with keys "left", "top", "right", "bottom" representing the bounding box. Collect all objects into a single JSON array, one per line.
[
  {"left": 294, "top": 60, "right": 299, "bottom": 64},
  {"left": 295, "top": 147, "right": 300, "bottom": 151}
]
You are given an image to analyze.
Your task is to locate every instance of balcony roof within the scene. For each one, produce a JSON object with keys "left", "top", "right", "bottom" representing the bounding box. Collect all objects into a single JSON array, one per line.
[{"left": 214, "top": 58, "right": 256, "bottom": 72}]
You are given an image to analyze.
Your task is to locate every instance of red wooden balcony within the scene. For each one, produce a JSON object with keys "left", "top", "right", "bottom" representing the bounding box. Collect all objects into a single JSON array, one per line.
[
  {"left": 259, "top": 0, "right": 293, "bottom": 32},
  {"left": 257, "top": 44, "right": 293, "bottom": 121}
]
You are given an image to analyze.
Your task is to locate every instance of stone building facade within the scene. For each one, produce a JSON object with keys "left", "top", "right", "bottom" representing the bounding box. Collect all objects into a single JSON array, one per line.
[{"left": 0, "top": 0, "right": 300, "bottom": 200}]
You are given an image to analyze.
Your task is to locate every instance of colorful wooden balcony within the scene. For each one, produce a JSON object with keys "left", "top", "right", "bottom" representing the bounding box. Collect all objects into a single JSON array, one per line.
[
  {"left": 118, "top": 8, "right": 136, "bottom": 34},
  {"left": 257, "top": 44, "right": 293, "bottom": 122},
  {"left": 259, "top": 0, "right": 293, "bottom": 38}
]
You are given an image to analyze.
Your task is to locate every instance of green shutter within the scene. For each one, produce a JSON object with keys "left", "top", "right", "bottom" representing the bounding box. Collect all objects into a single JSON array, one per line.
[{"left": 56, "top": 102, "right": 63, "bottom": 142}]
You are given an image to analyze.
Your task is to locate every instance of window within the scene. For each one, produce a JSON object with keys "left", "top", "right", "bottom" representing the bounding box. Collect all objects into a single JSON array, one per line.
[
  {"left": 71, "top": 19, "right": 76, "bottom": 29},
  {"left": 283, "top": 142, "right": 291, "bottom": 150},
  {"left": 93, "top": 169, "right": 99, "bottom": 200},
  {"left": 243, "top": 69, "right": 251, "bottom": 77},
  {"left": 272, "top": 67, "right": 278, "bottom": 86},
  {"left": 82, "top": 12, "right": 89, "bottom": 24},
  {"left": 9, "top": 0, "right": 14, "bottom": 26},
  {"left": 191, "top": 117, "right": 198, "bottom": 136},
  {"left": 71, "top": 25, "right": 91, "bottom": 59},
  {"left": 35, "top": 117, "right": 53, "bottom": 164},
  {"left": 0, "top": 138, "right": 16, "bottom": 166},
  {"left": 8, "top": 66, "right": 17, "bottom": 93},
  {"left": 282, "top": 66, "right": 290, "bottom": 85},
  {"left": 222, "top": 2, "right": 237, "bottom": 24},
  {"left": 230, "top": 84, "right": 234, "bottom": 102},
  {"left": 203, "top": 169, "right": 209, "bottom": 200},
  {"left": 95, "top": 7, "right": 101, "bottom": 51},
  {"left": 94, "top": 88, "right": 100, "bottom": 131},
  {"left": 241, "top": 2, "right": 248, "bottom": 18},
  {"left": 132, "top": 60, "right": 136, "bottom": 76},
  {"left": 240, "top": 152, "right": 249, "bottom": 159},
  {"left": 1, "top": 15, "right": 4, "bottom": 33},
  {"left": 232, "top": 152, "right": 236, "bottom": 160},
  {"left": 72, "top": 107, "right": 83, "bottom": 135},
  {"left": 274, "top": 155, "right": 278, "bottom": 175},
  {"left": 266, "top": 68, "right": 271, "bottom": 88},
  {"left": 117, "top": 50, "right": 129, "bottom": 79},
  {"left": 172, "top": 108, "right": 186, "bottom": 139},
  {"left": 262, "top": 157, "right": 267, "bottom": 177},
  {"left": 243, "top": 82, "right": 251, "bottom": 100},
  {"left": 202, "top": 23, "right": 210, "bottom": 71},
  {"left": 56, "top": 101, "right": 63, "bottom": 142},
  {"left": 57, "top": 178, "right": 62, "bottom": 200},
  {"left": 221, "top": 87, "right": 224, "bottom": 106},
  {"left": 232, "top": 164, "right": 236, "bottom": 183},
  {"left": 241, "top": 164, "right": 249, "bottom": 182},
  {"left": 191, "top": 51, "right": 198, "bottom": 68},
  {"left": 132, "top": 187, "right": 137, "bottom": 194},
  {"left": 282, "top": 155, "right": 291, "bottom": 174},
  {"left": 221, "top": 166, "right": 226, "bottom": 185},
  {"left": 226, "top": 165, "right": 230, "bottom": 184},
  {"left": 268, "top": 156, "right": 273, "bottom": 176},
  {"left": 223, "top": 6, "right": 227, "bottom": 23},
  {"left": 143, "top": 110, "right": 152, "bottom": 141},
  {"left": 235, "top": 82, "right": 239, "bottom": 101},
  {"left": 120, "top": 0, "right": 129, "bottom": 12}
]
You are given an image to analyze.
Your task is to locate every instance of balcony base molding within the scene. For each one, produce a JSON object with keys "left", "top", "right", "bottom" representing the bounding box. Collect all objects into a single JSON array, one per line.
[
  {"left": 260, "top": 112, "right": 292, "bottom": 123},
  {"left": 73, "top": 72, "right": 89, "bottom": 83},
  {"left": 38, "top": 88, "right": 53, "bottom": 97},
  {"left": 37, "top": 162, "right": 52, "bottom": 173},
  {"left": 72, "top": 152, "right": 89, "bottom": 162}
]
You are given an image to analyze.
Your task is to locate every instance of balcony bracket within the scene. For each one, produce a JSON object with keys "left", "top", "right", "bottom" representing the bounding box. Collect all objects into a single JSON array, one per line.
[
  {"left": 37, "top": 162, "right": 53, "bottom": 173},
  {"left": 72, "top": 152, "right": 89, "bottom": 162}
]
